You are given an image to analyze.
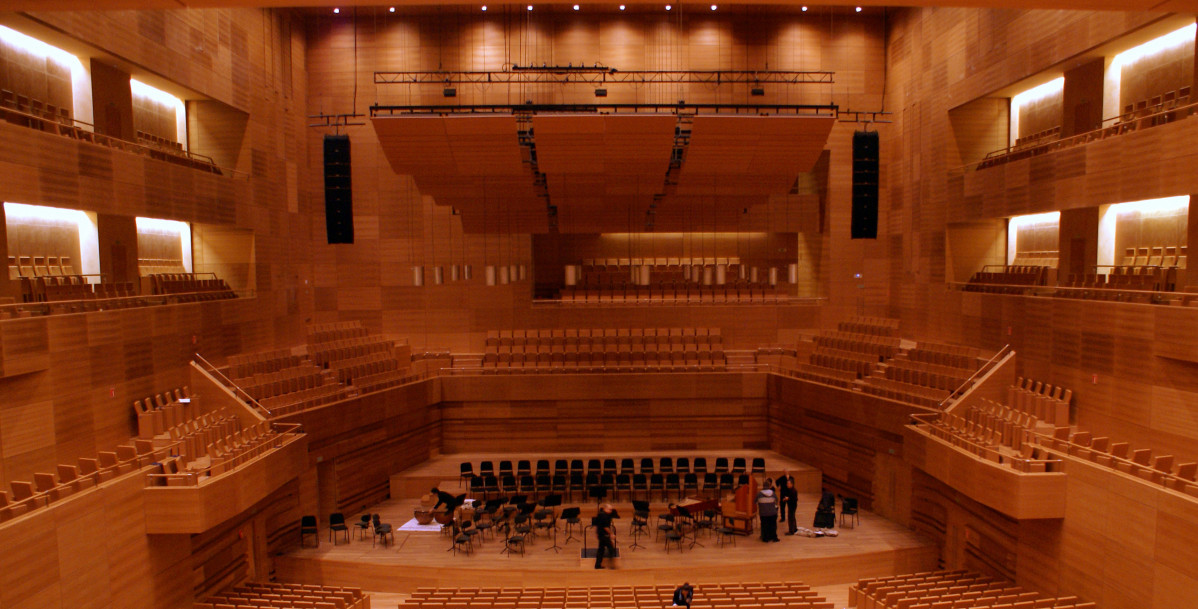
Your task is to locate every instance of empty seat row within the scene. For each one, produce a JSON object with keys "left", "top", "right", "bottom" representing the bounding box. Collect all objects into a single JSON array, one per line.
[
  {"left": 404, "top": 581, "right": 826, "bottom": 609},
  {"left": 860, "top": 377, "right": 949, "bottom": 408},
  {"left": 148, "top": 273, "right": 235, "bottom": 297},
  {"left": 134, "top": 386, "right": 194, "bottom": 438},
  {"left": 850, "top": 569, "right": 1094, "bottom": 609},
  {"left": 306, "top": 320, "right": 369, "bottom": 344},
  {"left": 7, "top": 254, "right": 77, "bottom": 278},
  {"left": 488, "top": 327, "right": 722, "bottom": 347},
  {"left": 558, "top": 286, "right": 792, "bottom": 304},
  {"left": 1007, "top": 377, "right": 1071, "bottom": 426},
  {"left": 813, "top": 331, "right": 900, "bottom": 359},
  {"left": 780, "top": 363, "right": 858, "bottom": 388},
  {"left": 907, "top": 342, "right": 982, "bottom": 370},
  {"left": 259, "top": 384, "right": 350, "bottom": 417},
  {"left": 1041, "top": 427, "right": 1198, "bottom": 497},
  {"left": 197, "top": 581, "right": 366, "bottom": 609}
]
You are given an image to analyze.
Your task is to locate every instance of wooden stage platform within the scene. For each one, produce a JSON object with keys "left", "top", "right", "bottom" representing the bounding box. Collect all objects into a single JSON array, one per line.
[{"left": 276, "top": 452, "right": 938, "bottom": 594}]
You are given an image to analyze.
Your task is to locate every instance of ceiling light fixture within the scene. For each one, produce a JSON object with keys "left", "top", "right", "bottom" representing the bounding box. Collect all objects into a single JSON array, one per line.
[
  {"left": 481, "top": 5, "right": 487, "bottom": 10},
  {"left": 801, "top": 5, "right": 808, "bottom": 10},
  {"left": 665, "top": 4, "right": 671, "bottom": 9},
  {"left": 573, "top": 3, "right": 579, "bottom": 9},
  {"left": 711, "top": 4, "right": 717, "bottom": 9},
  {"left": 333, "top": 7, "right": 340, "bottom": 13},
  {"left": 855, "top": 6, "right": 862, "bottom": 11},
  {"left": 389, "top": 6, "right": 395, "bottom": 12},
  {"left": 619, "top": 3, "right": 625, "bottom": 8},
  {"left": 527, "top": 4, "right": 533, "bottom": 10}
]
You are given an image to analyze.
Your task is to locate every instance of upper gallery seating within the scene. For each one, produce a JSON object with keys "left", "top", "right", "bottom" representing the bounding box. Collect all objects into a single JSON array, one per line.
[
  {"left": 976, "top": 85, "right": 1193, "bottom": 170},
  {"left": 476, "top": 327, "right": 727, "bottom": 373},
  {"left": 402, "top": 581, "right": 832, "bottom": 609},
  {"left": 146, "top": 273, "right": 237, "bottom": 300},
  {"left": 214, "top": 322, "right": 415, "bottom": 417},
  {"left": 849, "top": 570, "right": 1096, "bottom": 609},
  {"left": 0, "top": 88, "right": 222, "bottom": 173},
  {"left": 135, "top": 386, "right": 195, "bottom": 438},
  {"left": 195, "top": 581, "right": 368, "bottom": 609},
  {"left": 1040, "top": 426, "right": 1198, "bottom": 498},
  {"left": 555, "top": 257, "right": 795, "bottom": 304}
]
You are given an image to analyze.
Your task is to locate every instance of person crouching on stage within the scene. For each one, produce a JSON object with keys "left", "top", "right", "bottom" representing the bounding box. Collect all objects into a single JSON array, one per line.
[{"left": 757, "top": 478, "right": 780, "bottom": 542}]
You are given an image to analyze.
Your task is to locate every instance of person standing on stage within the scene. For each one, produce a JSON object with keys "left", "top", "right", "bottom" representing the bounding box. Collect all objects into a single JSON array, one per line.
[
  {"left": 776, "top": 470, "right": 799, "bottom": 535},
  {"left": 594, "top": 503, "right": 617, "bottom": 569},
  {"left": 757, "top": 478, "right": 780, "bottom": 542}
]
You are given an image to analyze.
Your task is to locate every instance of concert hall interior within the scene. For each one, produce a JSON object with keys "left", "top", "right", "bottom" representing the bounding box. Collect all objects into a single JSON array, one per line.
[{"left": 0, "top": 1, "right": 1195, "bottom": 609}]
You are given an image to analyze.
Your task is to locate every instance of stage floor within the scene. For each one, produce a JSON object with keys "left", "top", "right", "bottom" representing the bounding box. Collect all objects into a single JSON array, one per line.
[{"left": 277, "top": 451, "right": 938, "bottom": 594}]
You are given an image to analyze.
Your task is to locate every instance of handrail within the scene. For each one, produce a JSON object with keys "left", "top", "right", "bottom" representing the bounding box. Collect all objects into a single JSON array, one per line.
[
  {"left": 969, "top": 99, "right": 1198, "bottom": 170},
  {"left": 0, "top": 288, "right": 250, "bottom": 319},
  {"left": 949, "top": 280, "right": 1195, "bottom": 303},
  {"left": 938, "top": 344, "right": 1010, "bottom": 408},
  {"left": 193, "top": 352, "right": 273, "bottom": 417},
  {"left": 1028, "top": 427, "right": 1198, "bottom": 493}
]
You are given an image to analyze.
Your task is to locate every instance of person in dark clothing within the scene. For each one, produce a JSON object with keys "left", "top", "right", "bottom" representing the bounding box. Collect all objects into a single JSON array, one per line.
[
  {"left": 430, "top": 487, "right": 459, "bottom": 511},
  {"left": 594, "top": 503, "right": 617, "bottom": 569},
  {"left": 672, "top": 582, "right": 694, "bottom": 607},
  {"left": 776, "top": 470, "right": 799, "bottom": 535},
  {"left": 757, "top": 478, "right": 780, "bottom": 542}
]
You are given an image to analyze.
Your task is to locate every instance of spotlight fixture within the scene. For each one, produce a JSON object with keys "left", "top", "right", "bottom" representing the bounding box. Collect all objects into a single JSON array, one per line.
[
  {"left": 595, "top": 88, "right": 608, "bottom": 97},
  {"left": 619, "top": 3, "right": 625, "bottom": 8},
  {"left": 665, "top": 4, "right": 671, "bottom": 9},
  {"left": 527, "top": 4, "right": 533, "bottom": 9},
  {"left": 711, "top": 4, "right": 717, "bottom": 9},
  {"left": 333, "top": 7, "right": 340, "bottom": 13},
  {"left": 855, "top": 5, "right": 862, "bottom": 11},
  {"left": 389, "top": 6, "right": 395, "bottom": 12},
  {"left": 573, "top": 3, "right": 579, "bottom": 9},
  {"left": 481, "top": 5, "right": 487, "bottom": 9},
  {"left": 801, "top": 5, "right": 808, "bottom": 10}
]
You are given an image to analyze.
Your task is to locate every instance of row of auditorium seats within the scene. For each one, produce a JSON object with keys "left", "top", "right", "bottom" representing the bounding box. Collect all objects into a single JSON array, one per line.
[
  {"left": 309, "top": 335, "right": 396, "bottom": 367},
  {"left": 138, "top": 258, "right": 189, "bottom": 276},
  {"left": 860, "top": 377, "right": 950, "bottom": 408},
  {"left": 578, "top": 256, "right": 743, "bottom": 268},
  {"left": 777, "top": 362, "right": 858, "bottom": 388},
  {"left": 977, "top": 88, "right": 1194, "bottom": 170},
  {"left": 155, "top": 409, "right": 244, "bottom": 477},
  {"left": 226, "top": 349, "right": 303, "bottom": 380},
  {"left": 135, "top": 386, "right": 194, "bottom": 438},
  {"left": 480, "top": 349, "right": 727, "bottom": 373},
  {"left": 147, "top": 273, "right": 236, "bottom": 297},
  {"left": 849, "top": 570, "right": 1095, "bottom": 609},
  {"left": 966, "top": 266, "right": 1052, "bottom": 290},
  {"left": 468, "top": 469, "right": 756, "bottom": 502},
  {"left": 332, "top": 353, "right": 403, "bottom": 383},
  {"left": 487, "top": 327, "right": 723, "bottom": 347},
  {"left": 557, "top": 286, "right": 793, "bottom": 304},
  {"left": 2, "top": 438, "right": 164, "bottom": 522},
  {"left": 464, "top": 456, "right": 767, "bottom": 480},
  {"left": 1010, "top": 252, "right": 1058, "bottom": 268},
  {"left": 259, "top": 384, "right": 350, "bottom": 416},
  {"left": 19, "top": 276, "right": 135, "bottom": 304},
  {"left": 1013, "top": 125, "right": 1060, "bottom": 149},
  {"left": 136, "top": 130, "right": 183, "bottom": 153},
  {"left": 307, "top": 320, "right": 370, "bottom": 344},
  {"left": 814, "top": 331, "right": 901, "bottom": 359},
  {"left": 882, "top": 362, "right": 970, "bottom": 393},
  {"left": 1062, "top": 268, "right": 1179, "bottom": 293},
  {"left": 1007, "top": 377, "right": 1071, "bottom": 426},
  {"left": 922, "top": 411, "right": 1061, "bottom": 472},
  {"left": 907, "top": 342, "right": 983, "bottom": 370},
  {"left": 1119, "top": 245, "right": 1188, "bottom": 269},
  {"left": 7, "top": 254, "right": 77, "bottom": 278},
  {"left": 810, "top": 346, "right": 882, "bottom": 378},
  {"left": 0, "top": 89, "right": 222, "bottom": 173},
  {"left": 837, "top": 316, "right": 900, "bottom": 336},
  {"left": 151, "top": 420, "right": 295, "bottom": 486},
  {"left": 1040, "top": 427, "right": 1198, "bottom": 497},
  {"left": 196, "top": 581, "right": 367, "bottom": 609},
  {"left": 238, "top": 365, "right": 326, "bottom": 400},
  {"left": 403, "top": 581, "right": 830, "bottom": 609}
]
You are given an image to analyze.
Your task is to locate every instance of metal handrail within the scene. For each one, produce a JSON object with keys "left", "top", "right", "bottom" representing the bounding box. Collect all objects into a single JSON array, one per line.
[
  {"left": 193, "top": 352, "right": 273, "bottom": 417},
  {"left": 938, "top": 344, "right": 1011, "bottom": 408}
]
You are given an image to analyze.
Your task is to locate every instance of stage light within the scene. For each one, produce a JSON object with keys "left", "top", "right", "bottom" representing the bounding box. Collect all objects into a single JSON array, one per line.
[
  {"left": 389, "top": 6, "right": 395, "bottom": 12},
  {"left": 333, "top": 7, "right": 339, "bottom": 13},
  {"left": 573, "top": 4, "right": 579, "bottom": 9},
  {"left": 711, "top": 4, "right": 717, "bottom": 9},
  {"left": 481, "top": 5, "right": 487, "bottom": 9},
  {"left": 665, "top": 4, "right": 671, "bottom": 9},
  {"left": 619, "top": 4, "right": 625, "bottom": 8},
  {"left": 527, "top": 4, "right": 533, "bottom": 10},
  {"left": 855, "top": 6, "right": 862, "bottom": 12},
  {"left": 802, "top": 5, "right": 807, "bottom": 10}
]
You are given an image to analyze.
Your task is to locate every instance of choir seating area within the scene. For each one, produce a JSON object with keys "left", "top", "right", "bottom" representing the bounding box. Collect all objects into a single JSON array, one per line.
[
  {"left": 789, "top": 319, "right": 988, "bottom": 408},
  {"left": 215, "top": 322, "right": 416, "bottom": 417},
  {"left": 976, "top": 85, "right": 1195, "bottom": 170},
  {"left": 848, "top": 571, "right": 1096, "bottom": 609},
  {"left": 196, "top": 582, "right": 368, "bottom": 609},
  {"left": 0, "top": 87, "right": 223, "bottom": 173},
  {"left": 401, "top": 581, "right": 832, "bottom": 609},
  {"left": 474, "top": 327, "right": 728, "bottom": 373},
  {"left": 556, "top": 285, "right": 795, "bottom": 304}
]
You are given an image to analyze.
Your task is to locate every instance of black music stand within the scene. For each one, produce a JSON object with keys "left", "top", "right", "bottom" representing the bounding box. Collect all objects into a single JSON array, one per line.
[
  {"left": 678, "top": 504, "right": 704, "bottom": 549},
  {"left": 542, "top": 495, "right": 564, "bottom": 552},
  {"left": 560, "top": 506, "right": 582, "bottom": 545},
  {"left": 628, "top": 500, "right": 649, "bottom": 551},
  {"left": 588, "top": 484, "right": 609, "bottom": 504}
]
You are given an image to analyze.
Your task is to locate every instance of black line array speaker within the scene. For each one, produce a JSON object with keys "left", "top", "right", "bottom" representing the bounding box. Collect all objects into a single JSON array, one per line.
[
  {"left": 851, "top": 130, "right": 879, "bottom": 240},
  {"left": 324, "top": 134, "right": 354, "bottom": 244}
]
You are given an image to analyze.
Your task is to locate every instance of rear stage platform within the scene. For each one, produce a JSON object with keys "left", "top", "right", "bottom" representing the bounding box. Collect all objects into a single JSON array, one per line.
[{"left": 276, "top": 451, "right": 937, "bottom": 593}]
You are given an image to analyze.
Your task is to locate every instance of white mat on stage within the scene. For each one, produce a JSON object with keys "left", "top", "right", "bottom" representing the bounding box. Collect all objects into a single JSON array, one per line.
[{"left": 398, "top": 518, "right": 443, "bottom": 532}]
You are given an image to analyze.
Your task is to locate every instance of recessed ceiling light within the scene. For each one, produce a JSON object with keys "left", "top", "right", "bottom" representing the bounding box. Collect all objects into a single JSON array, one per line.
[
  {"left": 856, "top": 6, "right": 862, "bottom": 11},
  {"left": 573, "top": 3, "right": 579, "bottom": 9},
  {"left": 481, "top": 5, "right": 487, "bottom": 10},
  {"left": 619, "top": 3, "right": 625, "bottom": 9},
  {"left": 801, "top": 5, "right": 808, "bottom": 10},
  {"left": 665, "top": 4, "right": 671, "bottom": 10},
  {"left": 389, "top": 6, "right": 395, "bottom": 12},
  {"left": 711, "top": 4, "right": 717, "bottom": 9},
  {"left": 333, "top": 7, "right": 340, "bottom": 13},
  {"left": 527, "top": 4, "right": 533, "bottom": 9}
]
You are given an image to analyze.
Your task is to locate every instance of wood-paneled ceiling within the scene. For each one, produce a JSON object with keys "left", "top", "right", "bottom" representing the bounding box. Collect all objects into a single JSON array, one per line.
[
  {"left": 372, "top": 113, "right": 835, "bottom": 233},
  {"left": 14, "top": 0, "right": 1197, "bottom": 13}
]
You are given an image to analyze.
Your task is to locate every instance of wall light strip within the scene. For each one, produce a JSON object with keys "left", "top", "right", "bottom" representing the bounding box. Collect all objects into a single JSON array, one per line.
[{"left": 1112, "top": 23, "right": 1196, "bottom": 70}]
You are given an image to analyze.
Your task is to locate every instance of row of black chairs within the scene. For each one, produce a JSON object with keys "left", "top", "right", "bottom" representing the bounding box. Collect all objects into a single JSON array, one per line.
[
  {"left": 461, "top": 456, "right": 766, "bottom": 486},
  {"left": 467, "top": 471, "right": 757, "bottom": 503}
]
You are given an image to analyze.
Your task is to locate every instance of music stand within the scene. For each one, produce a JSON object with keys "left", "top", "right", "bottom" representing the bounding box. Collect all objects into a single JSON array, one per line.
[
  {"left": 628, "top": 500, "right": 649, "bottom": 551},
  {"left": 588, "top": 484, "right": 608, "bottom": 504},
  {"left": 677, "top": 504, "right": 704, "bottom": 548},
  {"left": 560, "top": 506, "right": 582, "bottom": 545},
  {"left": 542, "top": 495, "right": 564, "bottom": 552}
]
